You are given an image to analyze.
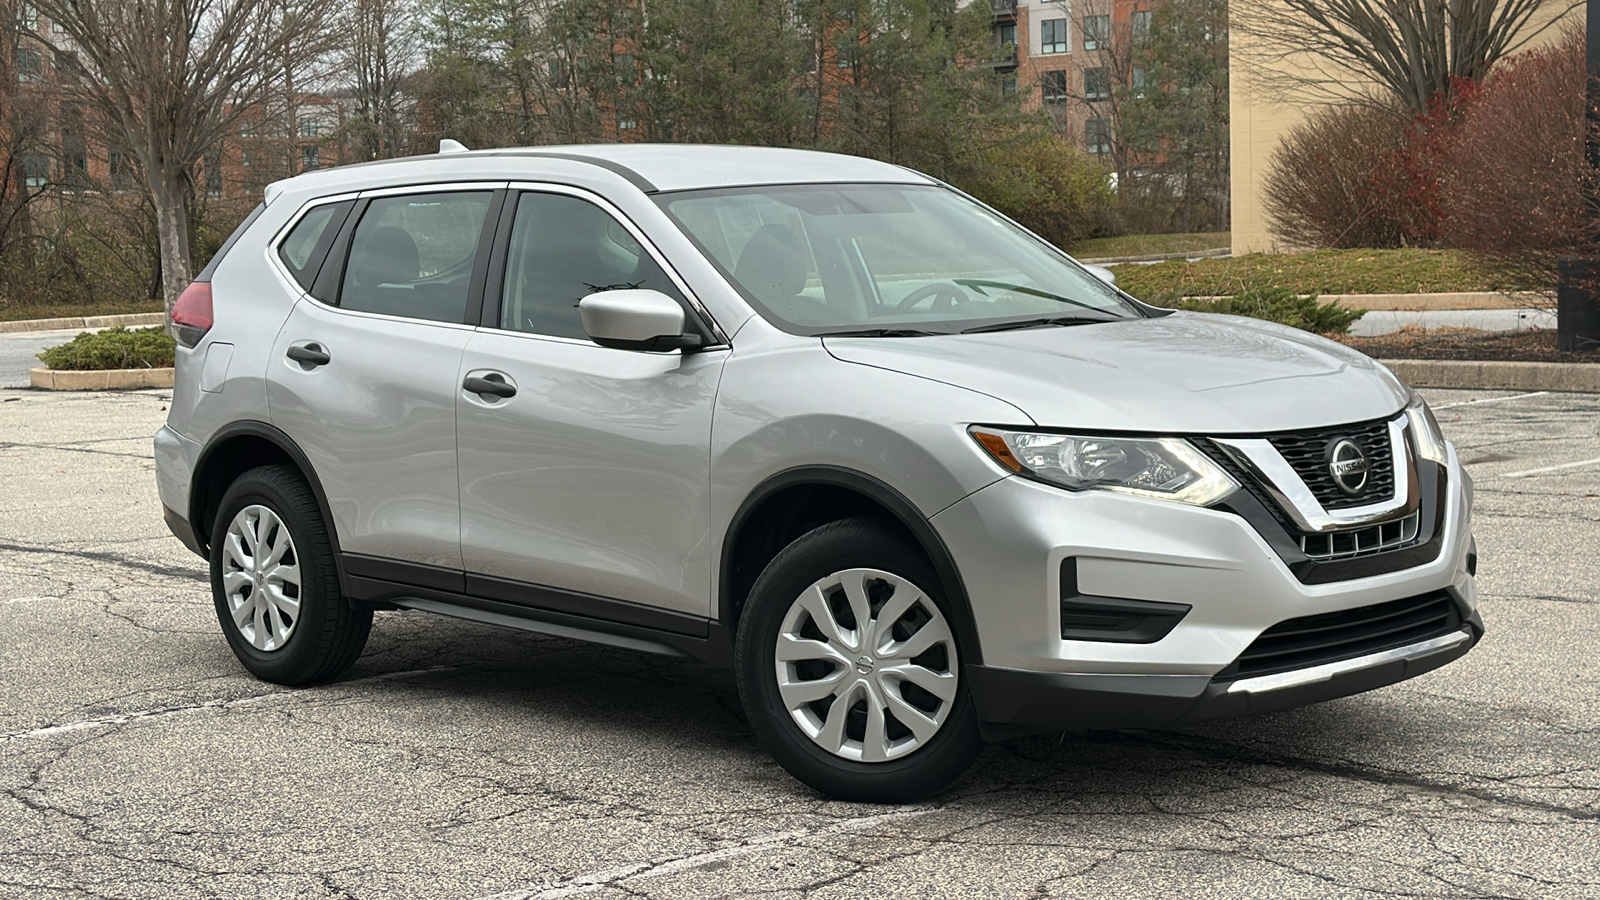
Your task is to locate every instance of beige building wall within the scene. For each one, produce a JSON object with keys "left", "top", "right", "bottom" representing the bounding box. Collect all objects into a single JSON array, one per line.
[{"left": 1229, "top": 3, "right": 1583, "bottom": 255}]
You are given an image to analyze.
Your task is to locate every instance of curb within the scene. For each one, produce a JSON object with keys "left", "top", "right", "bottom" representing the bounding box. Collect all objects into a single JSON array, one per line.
[
  {"left": 29, "top": 366, "right": 174, "bottom": 391},
  {"left": 0, "top": 312, "right": 166, "bottom": 334},
  {"left": 1325, "top": 292, "right": 1546, "bottom": 311},
  {"left": 1381, "top": 359, "right": 1600, "bottom": 393},
  {"left": 1079, "top": 247, "right": 1231, "bottom": 265}
]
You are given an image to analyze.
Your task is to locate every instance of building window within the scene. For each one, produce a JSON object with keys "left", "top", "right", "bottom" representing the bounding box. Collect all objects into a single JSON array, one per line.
[
  {"left": 23, "top": 153, "right": 49, "bottom": 189},
  {"left": 1086, "top": 118, "right": 1111, "bottom": 155},
  {"left": 1040, "top": 19, "right": 1068, "bottom": 55},
  {"left": 300, "top": 145, "right": 319, "bottom": 172},
  {"left": 1132, "top": 10, "right": 1152, "bottom": 39},
  {"left": 1041, "top": 70, "right": 1069, "bottom": 106},
  {"left": 109, "top": 150, "right": 136, "bottom": 191},
  {"left": 204, "top": 151, "right": 223, "bottom": 197},
  {"left": 299, "top": 117, "right": 320, "bottom": 138},
  {"left": 1084, "top": 15, "right": 1110, "bottom": 51},
  {"left": 1084, "top": 68, "right": 1110, "bottom": 102},
  {"left": 996, "top": 22, "right": 1016, "bottom": 49},
  {"left": 62, "top": 136, "right": 87, "bottom": 190},
  {"left": 20, "top": 4, "right": 37, "bottom": 30},
  {"left": 1001, "top": 74, "right": 1017, "bottom": 97},
  {"left": 1132, "top": 66, "right": 1148, "bottom": 96},
  {"left": 618, "top": 118, "right": 637, "bottom": 131},
  {"left": 16, "top": 46, "right": 41, "bottom": 82}
]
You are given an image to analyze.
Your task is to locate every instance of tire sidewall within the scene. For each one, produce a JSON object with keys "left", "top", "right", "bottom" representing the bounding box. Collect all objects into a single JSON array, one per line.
[
  {"left": 209, "top": 468, "right": 339, "bottom": 683},
  {"left": 736, "top": 519, "right": 981, "bottom": 802}
]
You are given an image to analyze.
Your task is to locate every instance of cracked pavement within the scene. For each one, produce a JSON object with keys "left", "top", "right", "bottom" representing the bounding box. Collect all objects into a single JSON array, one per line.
[{"left": 1, "top": 386, "right": 1597, "bottom": 899}]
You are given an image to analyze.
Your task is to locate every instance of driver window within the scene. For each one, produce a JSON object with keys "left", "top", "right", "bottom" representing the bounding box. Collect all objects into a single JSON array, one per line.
[
  {"left": 339, "top": 191, "right": 492, "bottom": 324},
  {"left": 499, "top": 191, "right": 688, "bottom": 340}
]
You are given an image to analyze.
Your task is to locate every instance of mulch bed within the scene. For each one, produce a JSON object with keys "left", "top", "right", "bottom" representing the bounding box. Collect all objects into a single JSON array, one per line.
[{"left": 1333, "top": 327, "right": 1600, "bottom": 363}]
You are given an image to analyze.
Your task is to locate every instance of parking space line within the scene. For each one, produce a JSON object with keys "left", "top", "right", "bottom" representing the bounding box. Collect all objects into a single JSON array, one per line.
[
  {"left": 2, "top": 664, "right": 466, "bottom": 744},
  {"left": 1433, "top": 391, "right": 1548, "bottom": 410},
  {"left": 1500, "top": 456, "right": 1600, "bottom": 479},
  {"left": 483, "top": 807, "right": 938, "bottom": 900}
]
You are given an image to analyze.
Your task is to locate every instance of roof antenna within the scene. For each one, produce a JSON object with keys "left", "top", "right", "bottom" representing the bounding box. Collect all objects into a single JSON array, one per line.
[{"left": 439, "top": 139, "right": 470, "bottom": 153}]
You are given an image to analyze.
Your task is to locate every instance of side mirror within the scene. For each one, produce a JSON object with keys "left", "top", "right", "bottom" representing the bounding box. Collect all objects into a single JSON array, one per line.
[
  {"left": 1084, "top": 264, "right": 1117, "bottom": 287},
  {"left": 579, "top": 289, "right": 703, "bottom": 352}
]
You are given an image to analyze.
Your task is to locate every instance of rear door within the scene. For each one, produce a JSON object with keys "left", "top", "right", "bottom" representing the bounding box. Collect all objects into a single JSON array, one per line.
[
  {"left": 455, "top": 185, "right": 728, "bottom": 620},
  {"left": 268, "top": 184, "right": 505, "bottom": 575}
]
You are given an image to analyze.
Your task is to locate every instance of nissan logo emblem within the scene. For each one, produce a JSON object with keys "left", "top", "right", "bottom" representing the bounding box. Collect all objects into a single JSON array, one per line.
[{"left": 1325, "top": 439, "right": 1370, "bottom": 495}]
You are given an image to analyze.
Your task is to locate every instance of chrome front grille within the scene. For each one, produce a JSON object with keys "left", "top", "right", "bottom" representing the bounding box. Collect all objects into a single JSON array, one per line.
[
  {"left": 1298, "top": 511, "right": 1421, "bottom": 560},
  {"left": 1265, "top": 417, "right": 1396, "bottom": 510}
]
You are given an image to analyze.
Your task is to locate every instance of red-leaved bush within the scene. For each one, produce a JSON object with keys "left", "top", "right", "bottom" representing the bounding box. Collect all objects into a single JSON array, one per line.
[
  {"left": 1265, "top": 29, "right": 1595, "bottom": 291},
  {"left": 1437, "top": 30, "right": 1590, "bottom": 292}
]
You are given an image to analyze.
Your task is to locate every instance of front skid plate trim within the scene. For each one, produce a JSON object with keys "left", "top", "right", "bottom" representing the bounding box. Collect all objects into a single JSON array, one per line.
[{"left": 1223, "top": 628, "right": 1472, "bottom": 695}]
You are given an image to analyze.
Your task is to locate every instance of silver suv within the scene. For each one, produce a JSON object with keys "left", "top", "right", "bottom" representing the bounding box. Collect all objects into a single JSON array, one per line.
[{"left": 155, "top": 145, "right": 1480, "bottom": 802}]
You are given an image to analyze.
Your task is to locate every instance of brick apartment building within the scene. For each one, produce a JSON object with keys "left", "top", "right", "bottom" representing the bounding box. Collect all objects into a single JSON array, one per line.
[
  {"left": 1, "top": 1, "right": 348, "bottom": 207},
  {"left": 984, "top": 0, "right": 1153, "bottom": 161}
]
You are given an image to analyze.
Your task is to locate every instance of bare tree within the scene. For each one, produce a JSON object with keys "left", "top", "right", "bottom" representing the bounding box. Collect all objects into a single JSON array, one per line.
[
  {"left": 1238, "top": 0, "right": 1580, "bottom": 115},
  {"left": 344, "top": 0, "right": 419, "bottom": 160},
  {"left": 32, "top": 0, "right": 336, "bottom": 309}
]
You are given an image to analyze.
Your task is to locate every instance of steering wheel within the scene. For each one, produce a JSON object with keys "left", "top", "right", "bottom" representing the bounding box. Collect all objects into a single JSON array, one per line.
[{"left": 895, "top": 282, "right": 967, "bottom": 313}]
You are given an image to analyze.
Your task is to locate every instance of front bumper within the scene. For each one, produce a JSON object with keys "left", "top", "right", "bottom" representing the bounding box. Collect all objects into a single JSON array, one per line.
[
  {"left": 932, "top": 445, "right": 1479, "bottom": 730},
  {"left": 969, "top": 617, "right": 1480, "bottom": 732}
]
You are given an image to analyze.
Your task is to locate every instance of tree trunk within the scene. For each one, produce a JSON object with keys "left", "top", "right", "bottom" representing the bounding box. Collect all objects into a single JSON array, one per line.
[{"left": 152, "top": 168, "right": 193, "bottom": 312}]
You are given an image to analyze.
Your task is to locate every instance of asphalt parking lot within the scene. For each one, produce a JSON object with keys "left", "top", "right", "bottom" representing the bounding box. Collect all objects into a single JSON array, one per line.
[{"left": 1, "top": 386, "right": 1596, "bottom": 899}]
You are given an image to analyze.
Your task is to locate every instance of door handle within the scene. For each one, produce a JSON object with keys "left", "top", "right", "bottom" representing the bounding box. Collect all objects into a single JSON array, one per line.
[
  {"left": 463, "top": 373, "right": 517, "bottom": 399},
  {"left": 287, "top": 343, "right": 331, "bottom": 367}
]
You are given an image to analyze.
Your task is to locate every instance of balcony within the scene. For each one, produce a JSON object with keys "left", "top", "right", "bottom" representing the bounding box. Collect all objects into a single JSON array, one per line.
[{"left": 991, "top": 0, "right": 1018, "bottom": 17}]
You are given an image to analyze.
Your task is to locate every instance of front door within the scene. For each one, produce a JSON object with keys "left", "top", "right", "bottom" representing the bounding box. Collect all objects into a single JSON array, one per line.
[{"left": 455, "top": 188, "right": 726, "bottom": 619}]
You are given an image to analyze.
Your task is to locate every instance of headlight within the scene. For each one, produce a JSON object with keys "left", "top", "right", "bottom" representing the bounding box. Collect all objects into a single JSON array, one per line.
[
  {"left": 970, "top": 427, "right": 1239, "bottom": 506},
  {"left": 1405, "top": 393, "right": 1448, "bottom": 463}
]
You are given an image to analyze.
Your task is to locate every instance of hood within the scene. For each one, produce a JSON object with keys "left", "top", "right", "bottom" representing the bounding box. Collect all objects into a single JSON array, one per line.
[{"left": 823, "top": 312, "right": 1408, "bottom": 434}]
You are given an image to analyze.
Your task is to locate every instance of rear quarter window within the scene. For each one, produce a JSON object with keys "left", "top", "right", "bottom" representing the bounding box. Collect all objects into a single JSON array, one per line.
[{"left": 277, "top": 201, "right": 354, "bottom": 291}]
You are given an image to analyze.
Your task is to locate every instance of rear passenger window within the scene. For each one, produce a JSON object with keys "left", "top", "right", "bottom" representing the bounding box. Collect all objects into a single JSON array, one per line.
[
  {"left": 339, "top": 191, "right": 492, "bottom": 324},
  {"left": 277, "top": 201, "right": 352, "bottom": 291},
  {"left": 499, "top": 192, "right": 687, "bottom": 340}
]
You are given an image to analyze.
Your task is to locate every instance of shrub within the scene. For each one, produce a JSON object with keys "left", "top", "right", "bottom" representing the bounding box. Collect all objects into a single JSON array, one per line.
[
  {"left": 1262, "top": 104, "right": 1436, "bottom": 249},
  {"left": 1437, "top": 30, "right": 1588, "bottom": 295},
  {"left": 37, "top": 327, "right": 176, "bottom": 370},
  {"left": 1178, "top": 288, "right": 1365, "bottom": 334},
  {"left": 962, "top": 136, "right": 1114, "bottom": 248}
]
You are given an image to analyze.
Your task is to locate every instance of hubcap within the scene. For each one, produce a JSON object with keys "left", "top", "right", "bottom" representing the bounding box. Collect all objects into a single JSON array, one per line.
[
  {"left": 775, "top": 568, "right": 958, "bottom": 763},
  {"left": 221, "top": 505, "right": 302, "bottom": 652}
]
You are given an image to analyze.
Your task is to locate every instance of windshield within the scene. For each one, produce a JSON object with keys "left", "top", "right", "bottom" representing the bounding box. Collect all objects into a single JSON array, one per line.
[{"left": 656, "top": 183, "right": 1139, "bottom": 335}]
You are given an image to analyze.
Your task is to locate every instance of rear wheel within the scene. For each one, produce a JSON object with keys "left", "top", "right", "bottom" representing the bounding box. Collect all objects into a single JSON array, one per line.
[
  {"left": 209, "top": 465, "right": 370, "bottom": 684},
  {"left": 735, "top": 518, "right": 981, "bottom": 802}
]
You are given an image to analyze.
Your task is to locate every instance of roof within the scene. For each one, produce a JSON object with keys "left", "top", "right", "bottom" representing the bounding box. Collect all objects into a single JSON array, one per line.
[
  {"left": 273, "top": 144, "right": 937, "bottom": 200},
  {"left": 491, "top": 144, "right": 936, "bottom": 192}
]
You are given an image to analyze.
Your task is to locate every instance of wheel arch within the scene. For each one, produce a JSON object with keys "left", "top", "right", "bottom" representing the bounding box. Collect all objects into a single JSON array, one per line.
[
  {"left": 718, "top": 465, "right": 983, "bottom": 666},
  {"left": 190, "top": 421, "right": 340, "bottom": 561}
]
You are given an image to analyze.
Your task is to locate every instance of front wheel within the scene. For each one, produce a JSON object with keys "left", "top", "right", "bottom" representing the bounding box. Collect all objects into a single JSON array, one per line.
[
  {"left": 735, "top": 518, "right": 981, "bottom": 802},
  {"left": 209, "top": 465, "right": 370, "bottom": 685}
]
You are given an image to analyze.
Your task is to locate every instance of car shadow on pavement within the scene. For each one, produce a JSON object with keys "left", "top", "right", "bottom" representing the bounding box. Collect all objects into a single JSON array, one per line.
[{"left": 302, "top": 609, "right": 1457, "bottom": 810}]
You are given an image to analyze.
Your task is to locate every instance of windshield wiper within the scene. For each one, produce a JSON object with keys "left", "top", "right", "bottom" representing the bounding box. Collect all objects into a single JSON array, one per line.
[
  {"left": 817, "top": 328, "right": 945, "bottom": 338},
  {"left": 953, "top": 279, "right": 1110, "bottom": 314},
  {"left": 959, "top": 315, "right": 1111, "bottom": 334}
]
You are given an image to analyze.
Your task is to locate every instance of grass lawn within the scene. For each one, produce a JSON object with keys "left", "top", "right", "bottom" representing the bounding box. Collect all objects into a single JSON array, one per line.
[
  {"left": 0, "top": 299, "right": 165, "bottom": 322},
  {"left": 1066, "top": 232, "right": 1230, "bottom": 260},
  {"left": 1111, "top": 248, "right": 1528, "bottom": 303}
]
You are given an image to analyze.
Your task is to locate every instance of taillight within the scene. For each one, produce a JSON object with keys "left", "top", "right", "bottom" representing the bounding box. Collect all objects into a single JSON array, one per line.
[{"left": 169, "top": 281, "right": 213, "bottom": 348}]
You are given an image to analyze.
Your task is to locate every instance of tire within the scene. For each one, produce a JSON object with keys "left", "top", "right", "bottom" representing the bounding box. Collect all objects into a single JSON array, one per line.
[
  {"left": 208, "top": 465, "right": 371, "bottom": 685},
  {"left": 735, "top": 517, "right": 982, "bottom": 803}
]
